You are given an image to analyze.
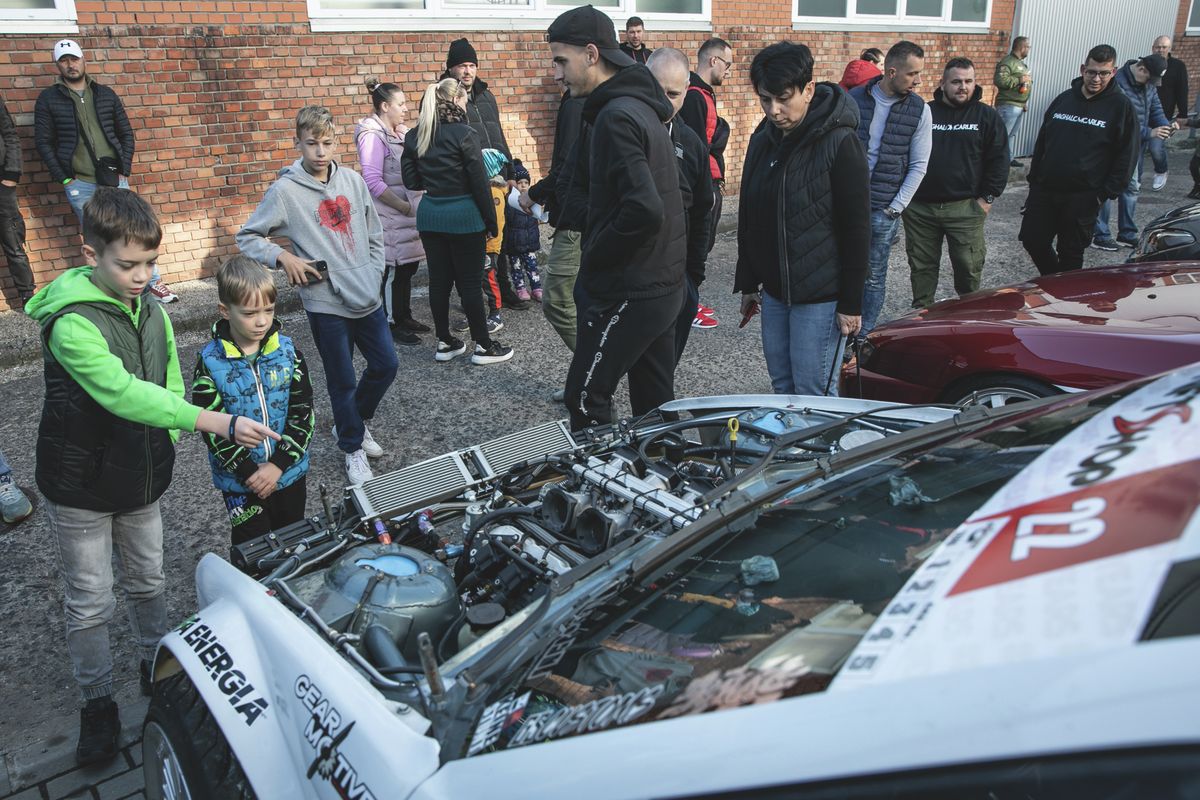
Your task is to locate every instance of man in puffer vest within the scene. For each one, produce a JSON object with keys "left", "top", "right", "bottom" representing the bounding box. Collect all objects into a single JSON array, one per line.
[
  {"left": 192, "top": 256, "right": 314, "bottom": 553},
  {"left": 849, "top": 40, "right": 932, "bottom": 335}
]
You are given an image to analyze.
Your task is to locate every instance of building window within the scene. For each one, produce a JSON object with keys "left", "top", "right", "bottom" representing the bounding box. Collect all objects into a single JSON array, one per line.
[
  {"left": 308, "top": 0, "right": 710, "bottom": 31},
  {"left": 795, "top": 0, "right": 989, "bottom": 26},
  {"left": 0, "top": 0, "right": 78, "bottom": 33},
  {"left": 1188, "top": 0, "right": 1200, "bottom": 33}
]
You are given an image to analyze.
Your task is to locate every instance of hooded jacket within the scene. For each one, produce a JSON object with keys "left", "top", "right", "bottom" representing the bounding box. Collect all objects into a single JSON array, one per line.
[
  {"left": 464, "top": 78, "right": 511, "bottom": 162},
  {"left": 1113, "top": 60, "right": 1170, "bottom": 142},
  {"left": 192, "top": 319, "right": 314, "bottom": 495},
  {"left": 401, "top": 119, "right": 497, "bottom": 237},
  {"left": 0, "top": 97, "right": 21, "bottom": 183},
  {"left": 26, "top": 267, "right": 199, "bottom": 511},
  {"left": 33, "top": 75, "right": 135, "bottom": 183},
  {"left": 734, "top": 83, "right": 870, "bottom": 313},
  {"left": 670, "top": 120, "right": 714, "bottom": 287},
  {"left": 236, "top": 160, "right": 385, "bottom": 318},
  {"left": 1028, "top": 76, "right": 1139, "bottom": 200},
  {"left": 839, "top": 59, "right": 881, "bottom": 92},
  {"left": 914, "top": 85, "right": 1009, "bottom": 203},
  {"left": 355, "top": 115, "right": 424, "bottom": 266},
  {"left": 579, "top": 65, "right": 686, "bottom": 302}
]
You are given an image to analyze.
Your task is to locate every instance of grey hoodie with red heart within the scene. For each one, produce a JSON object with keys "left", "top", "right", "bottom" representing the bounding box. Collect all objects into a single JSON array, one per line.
[{"left": 236, "top": 158, "right": 385, "bottom": 318}]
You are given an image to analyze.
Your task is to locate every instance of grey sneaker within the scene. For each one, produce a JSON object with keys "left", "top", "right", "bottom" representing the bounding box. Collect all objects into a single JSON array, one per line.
[
  {"left": 0, "top": 477, "right": 32, "bottom": 524},
  {"left": 1091, "top": 236, "right": 1119, "bottom": 252},
  {"left": 487, "top": 313, "right": 504, "bottom": 334},
  {"left": 452, "top": 317, "right": 471, "bottom": 333}
]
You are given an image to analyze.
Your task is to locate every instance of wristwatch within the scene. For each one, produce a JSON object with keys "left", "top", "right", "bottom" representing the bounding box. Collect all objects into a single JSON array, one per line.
[
  {"left": 982, "top": 195, "right": 995, "bottom": 204},
  {"left": 884, "top": 207, "right": 901, "bottom": 220}
]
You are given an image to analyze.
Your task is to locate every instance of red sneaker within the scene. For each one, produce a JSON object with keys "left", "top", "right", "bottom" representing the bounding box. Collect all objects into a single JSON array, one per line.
[
  {"left": 692, "top": 312, "right": 718, "bottom": 329},
  {"left": 146, "top": 281, "right": 178, "bottom": 304}
]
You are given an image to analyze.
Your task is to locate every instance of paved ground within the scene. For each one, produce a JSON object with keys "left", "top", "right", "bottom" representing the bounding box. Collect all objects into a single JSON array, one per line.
[{"left": 0, "top": 144, "right": 1194, "bottom": 798}]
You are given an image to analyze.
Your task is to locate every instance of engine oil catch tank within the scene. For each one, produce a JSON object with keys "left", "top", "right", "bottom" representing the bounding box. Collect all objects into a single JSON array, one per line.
[{"left": 311, "top": 543, "right": 463, "bottom": 663}]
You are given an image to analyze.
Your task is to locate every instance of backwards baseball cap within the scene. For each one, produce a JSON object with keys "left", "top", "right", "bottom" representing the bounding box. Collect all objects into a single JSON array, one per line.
[
  {"left": 546, "top": 5, "right": 635, "bottom": 68},
  {"left": 52, "top": 39, "right": 83, "bottom": 61},
  {"left": 1138, "top": 53, "right": 1168, "bottom": 86}
]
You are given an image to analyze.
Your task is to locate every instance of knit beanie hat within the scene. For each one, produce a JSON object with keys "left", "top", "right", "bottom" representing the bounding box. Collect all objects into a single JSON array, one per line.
[
  {"left": 511, "top": 159, "right": 530, "bottom": 183},
  {"left": 447, "top": 38, "right": 478, "bottom": 69},
  {"left": 482, "top": 148, "right": 509, "bottom": 179}
]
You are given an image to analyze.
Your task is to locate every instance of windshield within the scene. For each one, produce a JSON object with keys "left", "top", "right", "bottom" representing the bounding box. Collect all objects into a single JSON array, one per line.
[{"left": 463, "top": 388, "right": 1130, "bottom": 756}]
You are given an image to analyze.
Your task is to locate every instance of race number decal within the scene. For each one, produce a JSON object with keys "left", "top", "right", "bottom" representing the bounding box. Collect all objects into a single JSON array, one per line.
[{"left": 949, "top": 460, "right": 1200, "bottom": 596}]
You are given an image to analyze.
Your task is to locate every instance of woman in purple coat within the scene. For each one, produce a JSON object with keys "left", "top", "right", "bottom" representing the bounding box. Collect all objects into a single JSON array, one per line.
[{"left": 356, "top": 77, "right": 428, "bottom": 346}]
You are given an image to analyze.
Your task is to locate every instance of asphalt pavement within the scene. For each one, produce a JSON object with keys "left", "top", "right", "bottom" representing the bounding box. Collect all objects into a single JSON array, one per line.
[{"left": 0, "top": 143, "right": 1194, "bottom": 798}]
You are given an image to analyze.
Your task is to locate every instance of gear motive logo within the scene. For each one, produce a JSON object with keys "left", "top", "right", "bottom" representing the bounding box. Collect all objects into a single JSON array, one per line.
[
  {"left": 295, "top": 674, "right": 378, "bottom": 800},
  {"left": 177, "top": 616, "right": 270, "bottom": 727}
]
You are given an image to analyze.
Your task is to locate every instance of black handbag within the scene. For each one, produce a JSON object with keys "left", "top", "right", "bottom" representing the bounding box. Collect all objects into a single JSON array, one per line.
[{"left": 75, "top": 107, "right": 121, "bottom": 187}]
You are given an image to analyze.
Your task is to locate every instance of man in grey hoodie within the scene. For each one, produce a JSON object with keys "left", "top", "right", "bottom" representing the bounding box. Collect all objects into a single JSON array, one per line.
[{"left": 237, "top": 106, "right": 396, "bottom": 486}]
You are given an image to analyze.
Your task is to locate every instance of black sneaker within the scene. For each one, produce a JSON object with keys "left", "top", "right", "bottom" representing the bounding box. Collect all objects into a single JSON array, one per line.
[
  {"left": 140, "top": 659, "right": 153, "bottom": 697},
  {"left": 398, "top": 317, "right": 431, "bottom": 333},
  {"left": 502, "top": 293, "right": 531, "bottom": 310},
  {"left": 1091, "top": 236, "right": 1119, "bottom": 252},
  {"left": 1010, "top": 159, "right": 1022, "bottom": 168},
  {"left": 452, "top": 317, "right": 471, "bottom": 333},
  {"left": 435, "top": 337, "right": 467, "bottom": 362},
  {"left": 1116, "top": 236, "right": 1138, "bottom": 248},
  {"left": 471, "top": 341, "right": 514, "bottom": 365},
  {"left": 1188, "top": 186, "right": 1200, "bottom": 200},
  {"left": 392, "top": 327, "right": 421, "bottom": 346},
  {"left": 76, "top": 697, "right": 120, "bottom": 765}
]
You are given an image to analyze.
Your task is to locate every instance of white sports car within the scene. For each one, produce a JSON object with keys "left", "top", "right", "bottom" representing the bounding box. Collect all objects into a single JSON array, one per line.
[{"left": 142, "top": 365, "right": 1200, "bottom": 799}]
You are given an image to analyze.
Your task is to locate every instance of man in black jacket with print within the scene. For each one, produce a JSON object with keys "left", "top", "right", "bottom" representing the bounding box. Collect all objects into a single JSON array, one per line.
[
  {"left": 904, "top": 58, "right": 1008, "bottom": 308},
  {"left": 1020, "top": 44, "right": 1138, "bottom": 275},
  {"left": 548, "top": 5, "right": 686, "bottom": 431}
]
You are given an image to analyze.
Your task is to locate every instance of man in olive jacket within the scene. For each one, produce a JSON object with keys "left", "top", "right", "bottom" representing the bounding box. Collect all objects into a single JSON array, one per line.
[
  {"left": 0, "top": 95, "right": 34, "bottom": 307},
  {"left": 994, "top": 36, "right": 1032, "bottom": 165}
]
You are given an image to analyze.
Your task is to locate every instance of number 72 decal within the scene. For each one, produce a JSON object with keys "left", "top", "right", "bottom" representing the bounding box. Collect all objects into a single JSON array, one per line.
[{"left": 949, "top": 460, "right": 1200, "bottom": 596}]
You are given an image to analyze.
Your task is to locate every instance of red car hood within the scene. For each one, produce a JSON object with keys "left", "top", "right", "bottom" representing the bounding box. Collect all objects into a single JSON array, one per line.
[{"left": 889, "top": 263, "right": 1200, "bottom": 335}]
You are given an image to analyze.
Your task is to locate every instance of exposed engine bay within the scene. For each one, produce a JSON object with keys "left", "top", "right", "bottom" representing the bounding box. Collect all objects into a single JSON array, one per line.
[{"left": 232, "top": 399, "right": 939, "bottom": 694}]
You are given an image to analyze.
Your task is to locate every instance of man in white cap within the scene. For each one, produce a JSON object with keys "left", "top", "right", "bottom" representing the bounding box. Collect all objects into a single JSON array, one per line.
[{"left": 34, "top": 40, "right": 177, "bottom": 302}]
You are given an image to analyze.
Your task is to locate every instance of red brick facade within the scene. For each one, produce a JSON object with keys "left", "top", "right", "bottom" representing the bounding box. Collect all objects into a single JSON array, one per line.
[{"left": 0, "top": 0, "right": 1068, "bottom": 309}]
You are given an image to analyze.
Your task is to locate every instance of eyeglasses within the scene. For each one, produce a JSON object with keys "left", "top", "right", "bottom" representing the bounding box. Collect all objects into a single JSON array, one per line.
[
  {"left": 713, "top": 55, "right": 733, "bottom": 70},
  {"left": 1083, "top": 69, "right": 1113, "bottom": 79}
]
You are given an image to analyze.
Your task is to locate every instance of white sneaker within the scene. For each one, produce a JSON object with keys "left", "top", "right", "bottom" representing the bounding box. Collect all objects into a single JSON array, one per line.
[
  {"left": 333, "top": 424, "right": 384, "bottom": 458},
  {"left": 1153, "top": 171, "right": 1168, "bottom": 191},
  {"left": 345, "top": 449, "right": 373, "bottom": 485}
]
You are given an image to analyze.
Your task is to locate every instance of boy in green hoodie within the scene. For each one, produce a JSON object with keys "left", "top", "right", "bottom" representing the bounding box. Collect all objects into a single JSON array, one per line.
[{"left": 25, "top": 187, "right": 277, "bottom": 766}]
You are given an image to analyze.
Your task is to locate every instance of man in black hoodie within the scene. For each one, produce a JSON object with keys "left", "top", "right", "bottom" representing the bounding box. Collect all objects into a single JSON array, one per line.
[
  {"left": 1020, "top": 44, "right": 1138, "bottom": 275},
  {"left": 548, "top": 5, "right": 687, "bottom": 430},
  {"left": 904, "top": 58, "right": 1008, "bottom": 308}
]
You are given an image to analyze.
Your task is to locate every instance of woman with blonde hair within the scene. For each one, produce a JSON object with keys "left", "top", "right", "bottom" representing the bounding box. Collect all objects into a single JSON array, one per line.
[
  {"left": 356, "top": 76, "right": 428, "bottom": 346},
  {"left": 401, "top": 78, "right": 512, "bottom": 365}
]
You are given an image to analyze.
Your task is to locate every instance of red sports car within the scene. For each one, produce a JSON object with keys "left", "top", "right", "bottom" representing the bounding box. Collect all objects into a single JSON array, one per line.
[{"left": 842, "top": 263, "right": 1200, "bottom": 407}]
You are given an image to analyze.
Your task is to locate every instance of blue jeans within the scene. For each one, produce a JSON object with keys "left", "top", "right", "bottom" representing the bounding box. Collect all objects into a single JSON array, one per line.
[
  {"left": 66, "top": 177, "right": 163, "bottom": 290},
  {"left": 761, "top": 292, "right": 846, "bottom": 396},
  {"left": 996, "top": 103, "right": 1023, "bottom": 159},
  {"left": 1095, "top": 148, "right": 1145, "bottom": 242},
  {"left": 306, "top": 306, "right": 398, "bottom": 454},
  {"left": 861, "top": 209, "right": 901, "bottom": 336},
  {"left": 1147, "top": 136, "right": 1168, "bottom": 175}
]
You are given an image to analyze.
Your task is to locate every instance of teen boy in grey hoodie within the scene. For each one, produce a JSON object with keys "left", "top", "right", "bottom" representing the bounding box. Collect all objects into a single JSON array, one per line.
[{"left": 237, "top": 106, "right": 397, "bottom": 486}]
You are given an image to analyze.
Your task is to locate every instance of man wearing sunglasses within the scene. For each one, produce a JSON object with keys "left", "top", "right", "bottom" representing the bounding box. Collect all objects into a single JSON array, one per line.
[{"left": 1019, "top": 44, "right": 1138, "bottom": 275}]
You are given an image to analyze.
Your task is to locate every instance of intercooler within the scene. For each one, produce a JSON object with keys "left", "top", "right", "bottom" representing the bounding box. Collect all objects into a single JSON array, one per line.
[{"left": 349, "top": 420, "right": 580, "bottom": 522}]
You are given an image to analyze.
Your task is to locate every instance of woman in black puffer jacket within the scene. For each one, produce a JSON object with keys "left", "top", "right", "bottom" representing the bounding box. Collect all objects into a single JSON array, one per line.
[{"left": 402, "top": 78, "right": 513, "bottom": 365}]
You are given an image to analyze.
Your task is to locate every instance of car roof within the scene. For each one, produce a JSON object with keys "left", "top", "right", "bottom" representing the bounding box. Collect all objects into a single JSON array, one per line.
[{"left": 833, "top": 363, "right": 1200, "bottom": 690}]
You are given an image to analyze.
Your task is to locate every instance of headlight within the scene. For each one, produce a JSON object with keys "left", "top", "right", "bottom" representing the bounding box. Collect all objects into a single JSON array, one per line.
[{"left": 1139, "top": 227, "right": 1195, "bottom": 255}]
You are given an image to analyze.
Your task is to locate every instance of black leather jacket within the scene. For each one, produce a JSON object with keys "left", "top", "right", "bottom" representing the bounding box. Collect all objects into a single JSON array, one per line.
[{"left": 401, "top": 120, "right": 497, "bottom": 236}]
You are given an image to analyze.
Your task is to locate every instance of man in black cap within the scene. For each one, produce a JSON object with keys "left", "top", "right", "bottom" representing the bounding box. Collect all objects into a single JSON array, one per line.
[
  {"left": 548, "top": 5, "right": 687, "bottom": 431},
  {"left": 444, "top": 37, "right": 527, "bottom": 308},
  {"left": 1091, "top": 52, "right": 1174, "bottom": 250}
]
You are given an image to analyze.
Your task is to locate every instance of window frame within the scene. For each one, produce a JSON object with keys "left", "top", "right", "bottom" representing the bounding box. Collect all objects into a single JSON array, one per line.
[
  {"left": 307, "top": 0, "right": 712, "bottom": 33},
  {"left": 1187, "top": 0, "right": 1200, "bottom": 35},
  {"left": 792, "top": 0, "right": 991, "bottom": 33},
  {"left": 0, "top": 0, "right": 79, "bottom": 34}
]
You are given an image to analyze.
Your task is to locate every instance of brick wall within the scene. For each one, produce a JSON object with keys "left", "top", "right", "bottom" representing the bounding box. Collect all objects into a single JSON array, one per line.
[{"left": 0, "top": 0, "right": 1022, "bottom": 309}]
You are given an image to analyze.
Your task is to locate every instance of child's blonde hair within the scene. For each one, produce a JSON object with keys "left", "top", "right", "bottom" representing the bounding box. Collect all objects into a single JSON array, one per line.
[
  {"left": 295, "top": 105, "right": 337, "bottom": 139},
  {"left": 217, "top": 255, "right": 277, "bottom": 307}
]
